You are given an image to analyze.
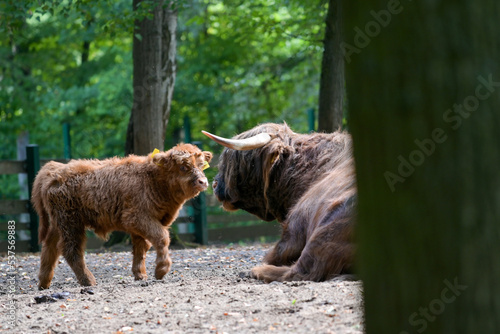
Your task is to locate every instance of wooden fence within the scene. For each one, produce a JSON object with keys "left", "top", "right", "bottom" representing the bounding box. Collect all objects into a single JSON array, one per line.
[{"left": 0, "top": 145, "right": 280, "bottom": 253}]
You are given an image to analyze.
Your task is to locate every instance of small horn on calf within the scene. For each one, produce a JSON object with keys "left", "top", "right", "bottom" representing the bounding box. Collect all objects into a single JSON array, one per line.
[{"left": 202, "top": 130, "right": 273, "bottom": 151}]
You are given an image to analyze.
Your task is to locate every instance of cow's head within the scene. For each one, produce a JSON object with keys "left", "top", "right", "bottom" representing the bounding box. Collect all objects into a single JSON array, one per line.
[
  {"left": 203, "top": 123, "right": 294, "bottom": 221},
  {"left": 152, "top": 144, "right": 213, "bottom": 197}
]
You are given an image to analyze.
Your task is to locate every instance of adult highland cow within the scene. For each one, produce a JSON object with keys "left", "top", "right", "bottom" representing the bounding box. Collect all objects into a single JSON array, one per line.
[
  {"left": 203, "top": 123, "right": 356, "bottom": 282},
  {"left": 32, "top": 144, "right": 212, "bottom": 289}
]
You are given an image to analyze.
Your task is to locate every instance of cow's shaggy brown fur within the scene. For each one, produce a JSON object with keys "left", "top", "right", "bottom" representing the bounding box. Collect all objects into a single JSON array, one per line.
[
  {"left": 212, "top": 123, "right": 356, "bottom": 282},
  {"left": 32, "top": 144, "right": 212, "bottom": 289}
]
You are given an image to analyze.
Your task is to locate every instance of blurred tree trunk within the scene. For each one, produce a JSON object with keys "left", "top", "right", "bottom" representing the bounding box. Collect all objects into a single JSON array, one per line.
[
  {"left": 345, "top": 1, "right": 500, "bottom": 333},
  {"left": 318, "top": 0, "right": 344, "bottom": 132},
  {"left": 125, "top": 0, "right": 177, "bottom": 155}
]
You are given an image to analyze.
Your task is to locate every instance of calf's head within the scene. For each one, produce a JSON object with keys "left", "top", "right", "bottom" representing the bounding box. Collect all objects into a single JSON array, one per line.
[
  {"left": 152, "top": 144, "right": 213, "bottom": 197},
  {"left": 202, "top": 123, "right": 294, "bottom": 221}
]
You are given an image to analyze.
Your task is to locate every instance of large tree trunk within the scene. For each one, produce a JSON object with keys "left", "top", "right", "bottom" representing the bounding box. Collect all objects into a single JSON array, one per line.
[
  {"left": 126, "top": 0, "right": 177, "bottom": 156},
  {"left": 345, "top": 1, "right": 500, "bottom": 333},
  {"left": 318, "top": 0, "right": 344, "bottom": 132}
]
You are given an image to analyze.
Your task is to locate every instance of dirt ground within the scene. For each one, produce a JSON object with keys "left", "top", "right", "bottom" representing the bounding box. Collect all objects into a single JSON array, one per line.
[{"left": 1, "top": 243, "right": 364, "bottom": 334}]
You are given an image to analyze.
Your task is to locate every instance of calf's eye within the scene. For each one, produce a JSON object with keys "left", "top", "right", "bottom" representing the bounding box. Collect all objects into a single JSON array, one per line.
[{"left": 180, "top": 165, "right": 188, "bottom": 172}]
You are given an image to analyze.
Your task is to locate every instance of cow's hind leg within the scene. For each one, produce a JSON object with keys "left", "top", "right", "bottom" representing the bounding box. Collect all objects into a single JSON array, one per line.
[
  {"left": 38, "top": 226, "right": 62, "bottom": 290},
  {"left": 59, "top": 218, "right": 96, "bottom": 286},
  {"left": 131, "top": 233, "right": 152, "bottom": 280},
  {"left": 252, "top": 225, "right": 353, "bottom": 282}
]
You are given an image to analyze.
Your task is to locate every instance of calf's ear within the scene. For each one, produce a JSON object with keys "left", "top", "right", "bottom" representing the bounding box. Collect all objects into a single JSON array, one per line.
[
  {"left": 152, "top": 151, "right": 166, "bottom": 166},
  {"left": 203, "top": 151, "right": 213, "bottom": 163}
]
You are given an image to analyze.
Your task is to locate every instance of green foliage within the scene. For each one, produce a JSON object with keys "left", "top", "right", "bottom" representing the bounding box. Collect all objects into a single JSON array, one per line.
[
  {"left": 171, "top": 0, "right": 326, "bottom": 153},
  {"left": 0, "top": 0, "right": 135, "bottom": 160},
  {"left": 0, "top": 0, "right": 326, "bottom": 159}
]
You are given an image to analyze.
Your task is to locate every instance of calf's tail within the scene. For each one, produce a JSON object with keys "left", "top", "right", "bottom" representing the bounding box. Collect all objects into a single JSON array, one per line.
[{"left": 31, "top": 178, "right": 50, "bottom": 243}]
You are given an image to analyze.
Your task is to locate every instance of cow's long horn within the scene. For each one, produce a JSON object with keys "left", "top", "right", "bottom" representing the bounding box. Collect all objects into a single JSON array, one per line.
[{"left": 202, "top": 130, "right": 272, "bottom": 150}]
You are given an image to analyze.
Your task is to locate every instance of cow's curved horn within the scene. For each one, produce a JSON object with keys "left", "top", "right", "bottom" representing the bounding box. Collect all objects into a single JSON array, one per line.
[{"left": 202, "top": 130, "right": 273, "bottom": 151}]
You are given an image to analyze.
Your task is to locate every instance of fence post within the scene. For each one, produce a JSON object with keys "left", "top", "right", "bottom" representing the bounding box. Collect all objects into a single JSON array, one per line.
[
  {"left": 183, "top": 116, "right": 192, "bottom": 143},
  {"left": 63, "top": 122, "right": 72, "bottom": 159},
  {"left": 307, "top": 108, "right": 315, "bottom": 132},
  {"left": 26, "top": 145, "right": 40, "bottom": 252},
  {"left": 192, "top": 141, "right": 208, "bottom": 245}
]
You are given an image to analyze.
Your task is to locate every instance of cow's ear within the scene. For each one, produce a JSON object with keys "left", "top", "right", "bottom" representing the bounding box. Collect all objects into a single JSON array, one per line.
[
  {"left": 263, "top": 141, "right": 292, "bottom": 171},
  {"left": 203, "top": 151, "right": 213, "bottom": 163}
]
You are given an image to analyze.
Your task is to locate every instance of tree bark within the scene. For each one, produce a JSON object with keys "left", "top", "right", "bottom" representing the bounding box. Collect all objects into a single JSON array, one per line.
[
  {"left": 126, "top": 0, "right": 177, "bottom": 156},
  {"left": 345, "top": 1, "right": 500, "bottom": 333},
  {"left": 318, "top": 0, "right": 344, "bottom": 132}
]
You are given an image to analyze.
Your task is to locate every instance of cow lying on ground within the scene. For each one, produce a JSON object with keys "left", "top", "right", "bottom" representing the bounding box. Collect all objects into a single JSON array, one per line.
[
  {"left": 203, "top": 123, "right": 356, "bottom": 282},
  {"left": 32, "top": 144, "right": 212, "bottom": 289}
]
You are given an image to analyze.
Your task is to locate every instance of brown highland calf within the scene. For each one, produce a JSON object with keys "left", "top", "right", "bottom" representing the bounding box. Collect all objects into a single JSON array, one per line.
[
  {"left": 32, "top": 144, "right": 212, "bottom": 289},
  {"left": 203, "top": 123, "right": 356, "bottom": 282}
]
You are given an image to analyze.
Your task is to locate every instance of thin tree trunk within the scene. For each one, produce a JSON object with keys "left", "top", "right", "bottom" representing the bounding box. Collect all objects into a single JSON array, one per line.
[
  {"left": 318, "top": 0, "right": 344, "bottom": 132},
  {"left": 161, "top": 3, "right": 177, "bottom": 131},
  {"left": 345, "top": 1, "right": 500, "bottom": 333},
  {"left": 76, "top": 39, "right": 91, "bottom": 116}
]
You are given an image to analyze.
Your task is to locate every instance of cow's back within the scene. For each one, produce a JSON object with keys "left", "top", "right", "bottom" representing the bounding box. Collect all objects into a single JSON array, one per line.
[{"left": 286, "top": 158, "right": 356, "bottom": 240}]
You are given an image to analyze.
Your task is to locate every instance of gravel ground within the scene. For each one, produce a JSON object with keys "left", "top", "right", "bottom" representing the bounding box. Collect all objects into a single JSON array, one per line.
[{"left": 0, "top": 244, "right": 364, "bottom": 334}]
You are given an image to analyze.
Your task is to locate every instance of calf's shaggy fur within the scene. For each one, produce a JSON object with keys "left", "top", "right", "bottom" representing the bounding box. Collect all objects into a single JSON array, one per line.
[{"left": 32, "top": 144, "right": 212, "bottom": 289}]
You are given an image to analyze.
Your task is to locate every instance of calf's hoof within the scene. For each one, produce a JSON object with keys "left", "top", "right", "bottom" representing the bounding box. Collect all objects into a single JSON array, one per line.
[
  {"left": 38, "top": 283, "right": 51, "bottom": 290},
  {"left": 154, "top": 264, "right": 171, "bottom": 280},
  {"left": 77, "top": 275, "right": 97, "bottom": 287},
  {"left": 134, "top": 273, "right": 148, "bottom": 281}
]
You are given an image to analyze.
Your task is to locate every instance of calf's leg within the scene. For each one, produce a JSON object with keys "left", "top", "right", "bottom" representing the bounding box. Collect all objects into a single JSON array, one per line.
[
  {"left": 131, "top": 233, "right": 152, "bottom": 280},
  {"left": 58, "top": 216, "right": 96, "bottom": 286},
  {"left": 130, "top": 220, "right": 172, "bottom": 280},
  {"left": 38, "top": 226, "right": 62, "bottom": 290}
]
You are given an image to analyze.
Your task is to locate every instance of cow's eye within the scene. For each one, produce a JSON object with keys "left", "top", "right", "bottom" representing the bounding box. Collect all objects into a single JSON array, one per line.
[{"left": 180, "top": 165, "right": 188, "bottom": 172}]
